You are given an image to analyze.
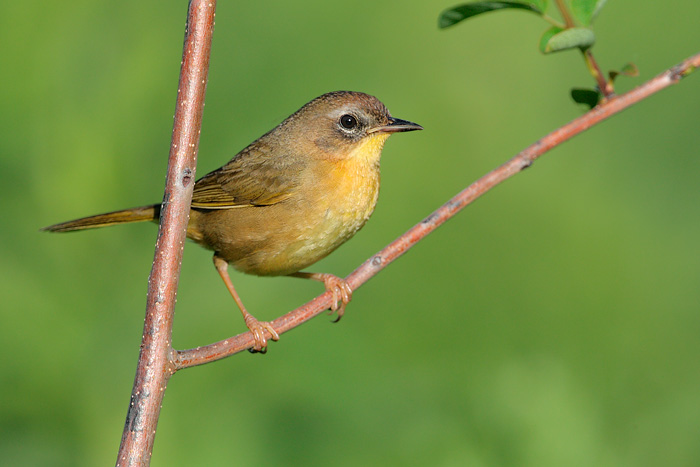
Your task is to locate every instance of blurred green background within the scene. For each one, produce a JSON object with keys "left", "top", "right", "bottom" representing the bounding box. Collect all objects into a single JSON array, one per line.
[{"left": 2, "top": 1, "right": 699, "bottom": 465}]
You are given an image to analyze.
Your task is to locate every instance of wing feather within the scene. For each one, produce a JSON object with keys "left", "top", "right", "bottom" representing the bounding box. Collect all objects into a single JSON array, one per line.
[{"left": 191, "top": 142, "right": 304, "bottom": 209}]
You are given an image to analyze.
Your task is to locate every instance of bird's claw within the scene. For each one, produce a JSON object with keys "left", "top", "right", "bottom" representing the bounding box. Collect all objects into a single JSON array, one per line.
[
  {"left": 244, "top": 315, "right": 279, "bottom": 353},
  {"left": 321, "top": 275, "right": 353, "bottom": 322}
]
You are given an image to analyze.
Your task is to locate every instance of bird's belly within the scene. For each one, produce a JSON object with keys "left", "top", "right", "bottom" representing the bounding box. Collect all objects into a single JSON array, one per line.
[
  {"left": 279, "top": 198, "right": 375, "bottom": 271},
  {"left": 198, "top": 170, "right": 380, "bottom": 277},
  {"left": 257, "top": 177, "right": 379, "bottom": 275}
]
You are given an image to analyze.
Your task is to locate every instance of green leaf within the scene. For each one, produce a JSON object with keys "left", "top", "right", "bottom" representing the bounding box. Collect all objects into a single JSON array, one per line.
[
  {"left": 620, "top": 62, "right": 639, "bottom": 76},
  {"left": 570, "top": 0, "right": 607, "bottom": 26},
  {"left": 591, "top": 0, "right": 608, "bottom": 21},
  {"left": 539, "top": 26, "right": 562, "bottom": 53},
  {"left": 529, "top": 0, "right": 550, "bottom": 12},
  {"left": 541, "top": 27, "right": 595, "bottom": 53},
  {"left": 609, "top": 62, "right": 639, "bottom": 82},
  {"left": 570, "top": 88, "right": 600, "bottom": 108},
  {"left": 439, "top": 1, "right": 544, "bottom": 29}
]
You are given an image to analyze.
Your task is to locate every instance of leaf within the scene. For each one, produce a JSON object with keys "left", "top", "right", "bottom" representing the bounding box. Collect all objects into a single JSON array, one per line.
[
  {"left": 529, "top": 0, "right": 550, "bottom": 12},
  {"left": 591, "top": 0, "right": 608, "bottom": 21},
  {"left": 620, "top": 62, "right": 639, "bottom": 76},
  {"left": 570, "top": 88, "right": 600, "bottom": 108},
  {"left": 570, "top": 0, "right": 608, "bottom": 26},
  {"left": 540, "top": 27, "right": 595, "bottom": 53},
  {"left": 439, "top": 1, "right": 544, "bottom": 29},
  {"left": 539, "top": 26, "right": 562, "bottom": 53},
  {"left": 609, "top": 62, "right": 639, "bottom": 82}
]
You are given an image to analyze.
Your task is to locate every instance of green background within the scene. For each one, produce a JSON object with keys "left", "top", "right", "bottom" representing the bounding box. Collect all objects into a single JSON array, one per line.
[{"left": 2, "top": 1, "right": 700, "bottom": 465}]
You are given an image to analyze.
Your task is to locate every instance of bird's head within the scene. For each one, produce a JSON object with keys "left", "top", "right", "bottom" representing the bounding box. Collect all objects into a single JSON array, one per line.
[{"left": 281, "top": 91, "right": 422, "bottom": 164}]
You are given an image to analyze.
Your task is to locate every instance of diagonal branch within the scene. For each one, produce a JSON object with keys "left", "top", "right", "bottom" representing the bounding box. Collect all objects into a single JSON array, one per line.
[
  {"left": 116, "top": 1, "right": 216, "bottom": 466},
  {"left": 174, "top": 51, "right": 700, "bottom": 370}
]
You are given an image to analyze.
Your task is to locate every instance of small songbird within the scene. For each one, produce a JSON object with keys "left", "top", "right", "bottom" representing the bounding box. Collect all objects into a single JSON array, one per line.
[{"left": 43, "top": 91, "right": 422, "bottom": 352}]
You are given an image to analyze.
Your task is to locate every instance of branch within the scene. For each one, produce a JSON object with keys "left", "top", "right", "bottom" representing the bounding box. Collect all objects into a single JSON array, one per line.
[
  {"left": 116, "top": 1, "right": 216, "bottom": 466},
  {"left": 554, "top": 0, "right": 576, "bottom": 28},
  {"left": 174, "top": 51, "right": 700, "bottom": 370},
  {"left": 583, "top": 49, "right": 615, "bottom": 100}
]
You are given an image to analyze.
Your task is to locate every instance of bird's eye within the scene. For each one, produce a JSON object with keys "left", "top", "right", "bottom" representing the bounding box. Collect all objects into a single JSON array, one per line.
[{"left": 339, "top": 114, "right": 358, "bottom": 130}]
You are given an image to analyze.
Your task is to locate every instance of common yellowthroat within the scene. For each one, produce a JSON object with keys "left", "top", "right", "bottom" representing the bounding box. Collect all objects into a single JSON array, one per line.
[{"left": 43, "top": 91, "right": 422, "bottom": 352}]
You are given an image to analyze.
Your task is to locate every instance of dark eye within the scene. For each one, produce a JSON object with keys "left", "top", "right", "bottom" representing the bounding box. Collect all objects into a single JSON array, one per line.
[{"left": 340, "top": 114, "right": 358, "bottom": 130}]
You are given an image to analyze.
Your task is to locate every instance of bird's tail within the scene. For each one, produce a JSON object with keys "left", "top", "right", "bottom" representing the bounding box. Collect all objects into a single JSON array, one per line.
[{"left": 42, "top": 204, "right": 160, "bottom": 233}]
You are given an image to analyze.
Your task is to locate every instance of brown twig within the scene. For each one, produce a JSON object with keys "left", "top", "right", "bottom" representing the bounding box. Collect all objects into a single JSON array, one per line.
[
  {"left": 116, "top": 1, "right": 216, "bottom": 466},
  {"left": 554, "top": 0, "right": 576, "bottom": 28},
  {"left": 173, "top": 51, "right": 700, "bottom": 370},
  {"left": 553, "top": 0, "right": 614, "bottom": 100},
  {"left": 583, "top": 49, "right": 615, "bottom": 100}
]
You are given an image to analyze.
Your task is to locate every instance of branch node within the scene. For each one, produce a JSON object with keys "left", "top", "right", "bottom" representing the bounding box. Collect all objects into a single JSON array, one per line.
[
  {"left": 422, "top": 212, "right": 438, "bottom": 225},
  {"left": 670, "top": 63, "right": 695, "bottom": 81},
  {"left": 182, "top": 167, "right": 194, "bottom": 187}
]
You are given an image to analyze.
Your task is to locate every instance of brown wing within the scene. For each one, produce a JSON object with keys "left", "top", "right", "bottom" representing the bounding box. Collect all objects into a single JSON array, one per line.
[{"left": 191, "top": 141, "right": 304, "bottom": 209}]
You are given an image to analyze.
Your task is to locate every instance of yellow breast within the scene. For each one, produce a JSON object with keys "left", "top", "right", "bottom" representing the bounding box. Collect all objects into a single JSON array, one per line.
[
  {"left": 276, "top": 133, "right": 388, "bottom": 271},
  {"left": 320, "top": 131, "right": 388, "bottom": 235}
]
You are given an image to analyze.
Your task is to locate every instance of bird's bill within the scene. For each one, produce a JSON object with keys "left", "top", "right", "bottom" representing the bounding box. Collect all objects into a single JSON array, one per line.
[{"left": 369, "top": 117, "right": 423, "bottom": 134}]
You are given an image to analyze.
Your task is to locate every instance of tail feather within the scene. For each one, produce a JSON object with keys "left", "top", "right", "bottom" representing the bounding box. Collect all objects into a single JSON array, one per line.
[{"left": 42, "top": 204, "right": 160, "bottom": 233}]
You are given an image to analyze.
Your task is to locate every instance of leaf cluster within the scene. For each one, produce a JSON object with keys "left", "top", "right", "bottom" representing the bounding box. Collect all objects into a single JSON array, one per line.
[{"left": 438, "top": 1, "right": 639, "bottom": 107}]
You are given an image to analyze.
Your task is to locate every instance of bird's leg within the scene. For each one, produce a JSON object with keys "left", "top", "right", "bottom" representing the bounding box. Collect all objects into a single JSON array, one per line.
[
  {"left": 213, "top": 255, "right": 279, "bottom": 353},
  {"left": 290, "top": 272, "right": 353, "bottom": 322}
]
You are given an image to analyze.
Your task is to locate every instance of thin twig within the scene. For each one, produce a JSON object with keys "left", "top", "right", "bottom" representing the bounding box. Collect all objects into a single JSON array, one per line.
[
  {"left": 554, "top": 0, "right": 576, "bottom": 28},
  {"left": 116, "top": 1, "right": 216, "bottom": 466},
  {"left": 583, "top": 49, "right": 615, "bottom": 99},
  {"left": 174, "top": 51, "right": 700, "bottom": 370}
]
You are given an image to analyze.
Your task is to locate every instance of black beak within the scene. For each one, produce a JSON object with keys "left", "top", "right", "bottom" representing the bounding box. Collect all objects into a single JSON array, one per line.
[{"left": 370, "top": 117, "right": 423, "bottom": 134}]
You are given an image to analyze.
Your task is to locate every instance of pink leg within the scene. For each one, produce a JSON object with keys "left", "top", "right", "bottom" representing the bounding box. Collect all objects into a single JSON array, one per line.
[
  {"left": 291, "top": 272, "right": 353, "bottom": 322},
  {"left": 214, "top": 255, "right": 279, "bottom": 353}
]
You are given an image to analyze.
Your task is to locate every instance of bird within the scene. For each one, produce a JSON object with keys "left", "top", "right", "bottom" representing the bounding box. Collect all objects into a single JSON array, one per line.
[{"left": 43, "top": 91, "right": 422, "bottom": 352}]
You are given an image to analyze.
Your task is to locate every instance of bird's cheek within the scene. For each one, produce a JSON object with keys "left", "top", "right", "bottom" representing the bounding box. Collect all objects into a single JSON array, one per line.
[{"left": 313, "top": 135, "right": 339, "bottom": 154}]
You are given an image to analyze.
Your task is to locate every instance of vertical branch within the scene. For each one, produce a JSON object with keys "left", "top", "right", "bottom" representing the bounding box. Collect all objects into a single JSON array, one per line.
[{"left": 116, "top": 1, "right": 216, "bottom": 466}]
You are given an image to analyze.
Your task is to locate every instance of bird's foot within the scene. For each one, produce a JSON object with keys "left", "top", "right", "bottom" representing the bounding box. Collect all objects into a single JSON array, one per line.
[
  {"left": 290, "top": 271, "right": 354, "bottom": 322},
  {"left": 319, "top": 274, "right": 353, "bottom": 322},
  {"left": 244, "top": 315, "right": 279, "bottom": 353}
]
